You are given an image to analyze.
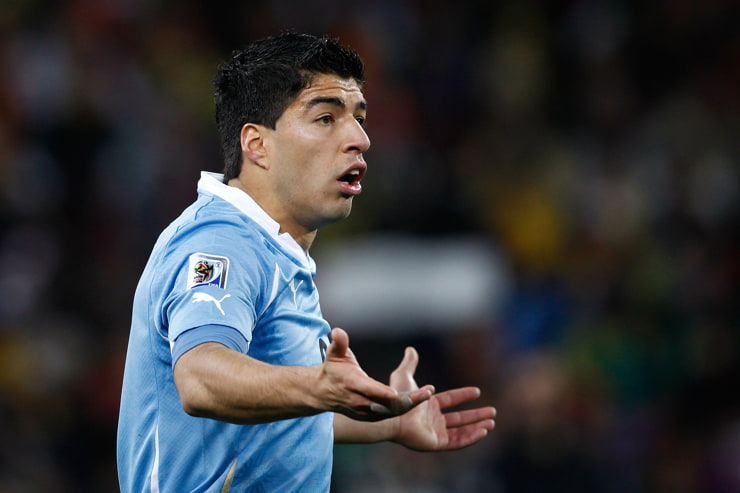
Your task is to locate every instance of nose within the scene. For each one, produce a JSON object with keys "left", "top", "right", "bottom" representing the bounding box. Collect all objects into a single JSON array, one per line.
[{"left": 345, "top": 119, "right": 371, "bottom": 154}]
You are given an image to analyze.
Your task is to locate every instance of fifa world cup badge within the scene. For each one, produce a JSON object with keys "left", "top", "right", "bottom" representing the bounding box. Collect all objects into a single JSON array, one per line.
[{"left": 187, "top": 253, "right": 230, "bottom": 289}]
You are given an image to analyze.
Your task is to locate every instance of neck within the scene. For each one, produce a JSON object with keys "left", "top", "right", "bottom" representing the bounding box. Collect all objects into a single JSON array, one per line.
[
  {"left": 293, "top": 230, "right": 318, "bottom": 252},
  {"left": 227, "top": 177, "right": 317, "bottom": 253}
]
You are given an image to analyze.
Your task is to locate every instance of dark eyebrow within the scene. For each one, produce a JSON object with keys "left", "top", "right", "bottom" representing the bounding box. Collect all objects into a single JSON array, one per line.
[{"left": 305, "top": 96, "right": 367, "bottom": 111}]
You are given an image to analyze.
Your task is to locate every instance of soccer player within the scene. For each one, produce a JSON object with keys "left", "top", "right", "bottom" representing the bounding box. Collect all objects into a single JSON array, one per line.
[{"left": 117, "top": 32, "right": 496, "bottom": 492}]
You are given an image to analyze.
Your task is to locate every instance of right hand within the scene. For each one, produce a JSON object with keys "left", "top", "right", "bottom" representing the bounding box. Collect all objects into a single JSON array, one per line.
[{"left": 320, "top": 328, "right": 431, "bottom": 421}]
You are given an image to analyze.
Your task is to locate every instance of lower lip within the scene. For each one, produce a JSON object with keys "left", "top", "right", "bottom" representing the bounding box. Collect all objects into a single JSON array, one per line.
[{"left": 338, "top": 180, "right": 362, "bottom": 196}]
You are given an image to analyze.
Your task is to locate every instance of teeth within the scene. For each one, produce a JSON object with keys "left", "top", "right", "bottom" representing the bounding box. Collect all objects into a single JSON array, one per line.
[{"left": 349, "top": 170, "right": 359, "bottom": 175}]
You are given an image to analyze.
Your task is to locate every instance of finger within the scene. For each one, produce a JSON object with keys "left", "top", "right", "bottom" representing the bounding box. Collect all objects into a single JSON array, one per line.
[
  {"left": 369, "top": 391, "right": 415, "bottom": 416},
  {"left": 341, "top": 362, "right": 400, "bottom": 404},
  {"left": 446, "top": 420, "right": 495, "bottom": 450},
  {"left": 410, "top": 385, "right": 435, "bottom": 402},
  {"left": 326, "top": 328, "right": 399, "bottom": 403},
  {"left": 326, "top": 328, "right": 350, "bottom": 360},
  {"left": 396, "top": 347, "right": 419, "bottom": 375},
  {"left": 389, "top": 347, "right": 419, "bottom": 390},
  {"left": 357, "top": 378, "right": 400, "bottom": 403},
  {"left": 434, "top": 387, "right": 483, "bottom": 410},
  {"left": 368, "top": 384, "right": 434, "bottom": 417},
  {"left": 444, "top": 407, "right": 497, "bottom": 429}
]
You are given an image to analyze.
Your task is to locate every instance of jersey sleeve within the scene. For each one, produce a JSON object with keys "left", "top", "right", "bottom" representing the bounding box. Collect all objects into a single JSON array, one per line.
[
  {"left": 157, "top": 214, "right": 271, "bottom": 353},
  {"left": 171, "top": 324, "right": 249, "bottom": 364}
]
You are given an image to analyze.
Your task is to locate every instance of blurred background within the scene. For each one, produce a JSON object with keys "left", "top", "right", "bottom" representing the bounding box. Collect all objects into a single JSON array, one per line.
[{"left": 0, "top": 0, "right": 738, "bottom": 491}]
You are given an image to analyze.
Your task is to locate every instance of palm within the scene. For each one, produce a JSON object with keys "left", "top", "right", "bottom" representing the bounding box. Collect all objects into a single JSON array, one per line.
[
  {"left": 396, "top": 394, "right": 447, "bottom": 450},
  {"left": 389, "top": 347, "right": 496, "bottom": 451}
]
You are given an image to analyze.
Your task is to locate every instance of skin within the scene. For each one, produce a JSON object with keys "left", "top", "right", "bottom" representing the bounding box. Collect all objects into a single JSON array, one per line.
[
  {"left": 175, "top": 328, "right": 432, "bottom": 424},
  {"left": 230, "top": 74, "right": 371, "bottom": 251},
  {"left": 174, "top": 73, "right": 496, "bottom": 448},
  {"left": 335, "top": 344, "right": 496, "bottom": 448}
]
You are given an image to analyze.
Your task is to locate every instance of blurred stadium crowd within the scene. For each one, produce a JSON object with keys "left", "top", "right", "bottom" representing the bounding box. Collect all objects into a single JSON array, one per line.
[{"left": 0, "top": 1, "right": 737, "bottom": 492}]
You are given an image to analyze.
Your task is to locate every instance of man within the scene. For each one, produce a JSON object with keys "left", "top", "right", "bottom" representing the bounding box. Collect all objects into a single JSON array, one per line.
[{"left": 117, "top": 32, "right": 496, "bottom": 492}]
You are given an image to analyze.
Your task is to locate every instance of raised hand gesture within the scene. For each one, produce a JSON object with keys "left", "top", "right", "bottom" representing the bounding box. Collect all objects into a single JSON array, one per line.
[{"left": 389, "top": 347, "right": 496, "bottom": 451}]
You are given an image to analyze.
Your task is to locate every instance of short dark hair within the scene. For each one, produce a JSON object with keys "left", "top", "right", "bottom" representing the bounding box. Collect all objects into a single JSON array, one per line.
[{"left": 213, "top": 32, "right": 366, "bottom": 182}]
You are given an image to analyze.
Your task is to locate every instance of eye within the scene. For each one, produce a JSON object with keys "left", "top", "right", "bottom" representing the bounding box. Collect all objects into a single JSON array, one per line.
[
  {"left": 355, "top": 116, "right": 366, "bottom": 127},
  {"left": 316, "top": 114, "right": 334, "bottom": 125}
]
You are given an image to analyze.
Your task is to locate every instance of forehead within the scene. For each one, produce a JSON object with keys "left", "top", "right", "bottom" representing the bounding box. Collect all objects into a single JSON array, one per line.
[{"left": 292, "top": 73, "right": 366, "bottom": 108}]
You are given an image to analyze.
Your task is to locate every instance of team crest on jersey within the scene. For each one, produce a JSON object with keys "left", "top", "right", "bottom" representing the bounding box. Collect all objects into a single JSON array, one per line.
[{"left": 187, "top": 253, "right": 229, "bottom": 289}]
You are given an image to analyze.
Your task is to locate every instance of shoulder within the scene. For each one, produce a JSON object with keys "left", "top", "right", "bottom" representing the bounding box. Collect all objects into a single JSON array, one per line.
[
  {"left": 170, "top": 196, "right": 267, "bottom": 258},
  {"left": 149, "top": 196, "right": 276, "bottom": 287}
]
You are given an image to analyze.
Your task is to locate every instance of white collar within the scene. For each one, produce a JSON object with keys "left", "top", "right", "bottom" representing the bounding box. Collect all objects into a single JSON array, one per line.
[{"left": 197, "top": 171, "right": 315, "bottom": 272}]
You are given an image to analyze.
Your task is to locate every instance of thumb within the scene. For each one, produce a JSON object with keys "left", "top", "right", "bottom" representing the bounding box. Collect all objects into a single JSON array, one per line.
[
  {"left": 390, "top": 347, "right": 419, "bottom": 390},
  {"left": 326, "top": 327, "right": 350, "bottom": 361}
]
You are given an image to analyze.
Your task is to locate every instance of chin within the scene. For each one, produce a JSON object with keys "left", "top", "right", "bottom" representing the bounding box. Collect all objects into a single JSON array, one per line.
[{"left": 316, "top": 202, "right": 353, "bottom": 228}]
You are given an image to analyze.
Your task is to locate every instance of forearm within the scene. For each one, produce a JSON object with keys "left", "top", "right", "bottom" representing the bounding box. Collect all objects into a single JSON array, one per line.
[
  {"left": 333, "top": 413, "right": 398, "bottom": 444},
  {"left": 174, "top": 342, "right": 324, "bottom": 424}
]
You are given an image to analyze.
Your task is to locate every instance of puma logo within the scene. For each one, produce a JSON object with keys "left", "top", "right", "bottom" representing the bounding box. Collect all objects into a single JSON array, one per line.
[
  {"left": 271, "top": 264, "right": 304, "bottom": 308},
  {"left": 287, "top": 279, "right": 304, "bottom": 307},
  {"left": 191, "top": 292, "right": 231, "bottom": 316}
]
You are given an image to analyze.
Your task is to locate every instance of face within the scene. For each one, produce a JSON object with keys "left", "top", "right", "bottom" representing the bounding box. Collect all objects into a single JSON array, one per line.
[{"left": 261, "top": 73, "right": 370, "bottom": 237}]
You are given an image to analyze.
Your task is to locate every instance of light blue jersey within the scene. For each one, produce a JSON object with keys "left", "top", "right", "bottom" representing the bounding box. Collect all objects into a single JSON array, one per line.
[{"left": 118, "top": 172, "right": 334, "bottom": 493}]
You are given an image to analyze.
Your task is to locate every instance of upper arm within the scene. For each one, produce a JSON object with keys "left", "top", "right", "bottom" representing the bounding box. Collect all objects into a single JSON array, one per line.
[{"left": 158, "top": 221, "right": 267, "bottom": 358}]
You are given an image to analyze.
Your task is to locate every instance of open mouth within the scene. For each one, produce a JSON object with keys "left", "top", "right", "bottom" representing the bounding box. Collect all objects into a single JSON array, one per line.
[
  {"left": 337, "top": 168, "right": 364, "bottom": 195},
  {"left": 338, "top": 169, "right": 361, "bottom": 185}
]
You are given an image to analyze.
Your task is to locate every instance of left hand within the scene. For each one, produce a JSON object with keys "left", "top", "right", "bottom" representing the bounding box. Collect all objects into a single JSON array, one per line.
[{"left": 389, "top": 347, "right": 496, "bottom": 451}]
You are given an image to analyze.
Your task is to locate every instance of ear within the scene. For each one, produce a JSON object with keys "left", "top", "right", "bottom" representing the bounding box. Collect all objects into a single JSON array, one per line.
[{"left": 240, "top": 123, "right": 269, "bottom": 170}]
